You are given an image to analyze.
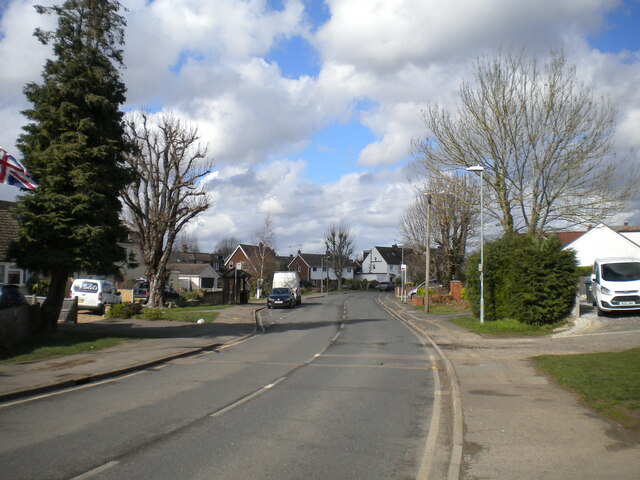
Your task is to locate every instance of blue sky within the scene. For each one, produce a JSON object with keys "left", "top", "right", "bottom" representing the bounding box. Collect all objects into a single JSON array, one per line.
[{"left": 1, "top": 0, "right": 639, "bottom": 256}]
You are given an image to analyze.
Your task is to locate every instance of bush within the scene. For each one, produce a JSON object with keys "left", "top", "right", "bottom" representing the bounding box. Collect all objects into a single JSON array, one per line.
[
  {"left": 140, "top": 307, "right": 164, "bottom": 320},
  {"left": 416, "top": 287, "right": 425, "bottom": 297},
  {"left": 180, "top": 290, "right": 203, "bottom": 302},
  {"left": 107, "top": 302, "right": 143, "bottom": 319},
  {"left": 30, "top": 280, "right": 49, "bottom": 296},
  {"left": 466, "top": 234, "right": 578, "bottom": 325}
]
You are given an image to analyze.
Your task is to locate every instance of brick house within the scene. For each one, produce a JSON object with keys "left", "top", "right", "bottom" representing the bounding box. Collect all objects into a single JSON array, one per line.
[{"left": 0, "top": 200, "right": 28, "bottom": 287}]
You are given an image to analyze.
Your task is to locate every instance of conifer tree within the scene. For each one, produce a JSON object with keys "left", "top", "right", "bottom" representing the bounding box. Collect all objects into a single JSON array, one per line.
[{"left": 9, "top": 0, "right": 130, "bottom": 330}]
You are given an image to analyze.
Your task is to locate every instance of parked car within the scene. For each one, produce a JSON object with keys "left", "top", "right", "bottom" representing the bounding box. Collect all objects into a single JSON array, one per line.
[
  {"left": 591, "top": 257, "right": 640, "bottom": 316},
  {"left": 267, "top": 288, "right": 296, "bottom": 309},
  {"left": 408, "top": 280, "right": 444, "bottom": 298},
  {"left": 0, "top": 284, "right": 27, "bottom": 309},
  {"left": 70, "top": 278, "right": 121, "bottom": 314},
  {"left": 133, "top": 280, "right": 180, "bottom": 304},
  {"left": 376, "top": 281, "right": 396, "bottom": 292}
]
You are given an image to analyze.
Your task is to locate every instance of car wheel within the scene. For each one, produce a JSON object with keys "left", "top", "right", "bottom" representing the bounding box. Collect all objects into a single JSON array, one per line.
[{"left": 596, "top": 305, "right": 606, "bottom": 317}]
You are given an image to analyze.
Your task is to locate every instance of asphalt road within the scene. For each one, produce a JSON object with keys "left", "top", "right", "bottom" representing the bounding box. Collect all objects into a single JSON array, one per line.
[{"left": 0, "top": 292, "right": 447, "bottom": 480}]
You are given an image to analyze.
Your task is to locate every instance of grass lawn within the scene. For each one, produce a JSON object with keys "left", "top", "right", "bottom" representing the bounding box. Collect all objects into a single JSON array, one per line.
[
  {"left": 0, "top": 332, "right": 139, "bottom": 364},
  {"left": 533, "top": 349, "right": 640, "bottom": 432},
  {"left": 448, "top": 315, "right": 566, "bottom": 336},
  {"left": 136, "top": 307, "right": 222, "bottom": 323}
]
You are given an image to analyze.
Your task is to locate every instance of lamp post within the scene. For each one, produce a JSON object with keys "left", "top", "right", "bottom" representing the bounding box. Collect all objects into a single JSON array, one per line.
[
  {"left": 423, "top": 193, "right": 431, "bottom": 312},
  {"left": 398, "top": 243, "right": 405, "bottom": 302},
  {"left": 320, "top": 257, "right": 324, "bottom": 294},
  {"left": 466, "top": 165, "right": 485, "bottom": 324}
]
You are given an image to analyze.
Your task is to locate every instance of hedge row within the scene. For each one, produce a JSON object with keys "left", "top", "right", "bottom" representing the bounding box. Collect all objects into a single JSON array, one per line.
[{"left": 466, "top": 234, "right": 578, "bottom": 325}]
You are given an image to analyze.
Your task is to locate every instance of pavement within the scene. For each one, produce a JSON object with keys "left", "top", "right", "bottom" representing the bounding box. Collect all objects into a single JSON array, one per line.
[
  {"left": 2, "top": 296, "right": 640, "bottom": 479},
  {"left": 0, "top": 303, "right": 265, "bottom": 402}
]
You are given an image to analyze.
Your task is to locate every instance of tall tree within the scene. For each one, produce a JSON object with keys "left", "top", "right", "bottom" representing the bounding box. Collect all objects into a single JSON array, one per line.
[
  {"left": 412, "top": 49, "right": 634, "bottom": 236},
  {"left": 400, "top": 174, "right": 479, "bottom": 285},
  {"left": 9, "top": 0, "right": 130, "bottom": 331},
  {"left": 324, "top": 220, "right": 355, "bottom": 291},
  {"left": 215, "top": 236, "right": 240, "bottom": 260},
  {"left": 122, "top": 112, "right": 212, "bottom": 308},
  {"left": 248, "top": 215, "right": 278, "bottom": 296}
]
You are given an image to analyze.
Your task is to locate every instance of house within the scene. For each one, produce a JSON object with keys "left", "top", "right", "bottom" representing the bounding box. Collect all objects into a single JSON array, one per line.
[
  {"left": 167, "top": 262, "right": 222, "bottom": 292},
  {"left": 225, "top": 243, "right": 275, "bottom": 270},
  {"left": 287, "top": 252, "right": 355, "bottom": 287},
  {"left": 0, "top": 200, "right": 28, "bottom": 287},
  {"left": 357, "top": 245, "right": 405, "bottom": 283},
  {"left": 562, "top": 224, "right": 640, "bottom": 267}
]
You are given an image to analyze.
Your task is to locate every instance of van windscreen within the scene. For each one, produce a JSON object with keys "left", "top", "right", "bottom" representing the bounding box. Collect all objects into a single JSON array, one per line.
[{"left": 601, "top": 262, "right": 640, "bottom": 282}]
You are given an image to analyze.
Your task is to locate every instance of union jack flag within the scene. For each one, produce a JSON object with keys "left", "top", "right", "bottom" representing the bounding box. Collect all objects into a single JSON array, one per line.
[{"left": 0, "top": 147, "right": 37, "bottom": 190}]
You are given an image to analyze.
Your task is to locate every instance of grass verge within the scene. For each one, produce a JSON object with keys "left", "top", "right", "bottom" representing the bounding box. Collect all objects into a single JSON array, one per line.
[
  {"left": 0, "top": 332, "right": 139, "bottom": 364},
  {"left": 533, "top": 349, "right": 640, "bottom": 432},
  {"left": 137, "top": 308, "right": 221, "bottom": 323},
  {"left": 447, "top": 316, "right": 566, "bottom": 336}
]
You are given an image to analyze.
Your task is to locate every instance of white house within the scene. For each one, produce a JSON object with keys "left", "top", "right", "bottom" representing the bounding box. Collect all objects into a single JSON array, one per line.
[
  {"left": 357, "top": 245, "right": 404, "bottom": 283},
  {"left": 563, "top": 224, "right": 640, "bottom": 267},
  {"left": 287, "top": 253, "right": 355, "bottom": 287},
  {"left": 167, "top": 263, "right": 222, "bottom": 292}
]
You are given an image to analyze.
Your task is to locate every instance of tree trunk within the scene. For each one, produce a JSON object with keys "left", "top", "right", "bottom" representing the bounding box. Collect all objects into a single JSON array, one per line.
[{"left": 40, "top": 269, "right": 69, "bottom": 332}]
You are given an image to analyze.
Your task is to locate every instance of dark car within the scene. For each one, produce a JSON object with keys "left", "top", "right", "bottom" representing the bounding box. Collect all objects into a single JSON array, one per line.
[
  {"left": 0, "top": 284, "right": 27, "bottom": 309},
  {"left": 376, "top": 281, "right": 396, "bottom": 292},
  {"left": 267, "top": 288, "right": 296, "bottom": 309},
  {"left": 133, "top": 281, "right": 180, "bottom": 304}
]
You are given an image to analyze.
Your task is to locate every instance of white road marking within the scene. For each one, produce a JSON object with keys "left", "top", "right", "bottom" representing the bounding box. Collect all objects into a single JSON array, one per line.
[
  {"left": 209, "top": 377, "right": 287, "bottom": 418},
  {"left": 0, "top": 371, "right": 145, "bottom": 409},
  {"left": 69, "top": 461, "right": 119, "bottom": 480}
]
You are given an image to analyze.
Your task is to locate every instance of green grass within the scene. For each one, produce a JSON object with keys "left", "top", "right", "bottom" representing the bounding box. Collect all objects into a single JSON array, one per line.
[
  {"left": 448, "top": 316, "right": 566, "bottom": 336},
  {"left": 164, "top": 305, "right": 233, "bottom": 312},
  {"left": 137, "top": 308, "right": 220, "bottom": 323},
  {"left": 533, "top": 349, "right": 640, "bottom": 432},
  {"left": 0, "top": 332, "right": 138, "bottom": 364}
]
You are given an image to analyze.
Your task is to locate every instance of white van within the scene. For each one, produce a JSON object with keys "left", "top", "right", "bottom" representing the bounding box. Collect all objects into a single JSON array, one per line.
[
  {"left": 591, "top": 258, "right": 640, "bottom": 316},
  {"left": 70, "top": 279, "right": 121, "bottom": 314},
  {"left": 272, "top": 271, "right": 301, "bottom": 305}
]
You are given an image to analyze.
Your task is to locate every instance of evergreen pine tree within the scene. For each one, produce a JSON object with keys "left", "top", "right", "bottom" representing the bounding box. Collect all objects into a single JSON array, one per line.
[{"left": 9, "top": 0, "right": 131, "bottom": 330}]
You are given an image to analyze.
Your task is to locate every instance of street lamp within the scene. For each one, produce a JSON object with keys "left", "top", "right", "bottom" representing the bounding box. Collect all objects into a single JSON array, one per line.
[
  {"left": 398, "top": 243, "right": 405, "bottom": 302},
  {"left": 423, "top": 193, "right": 431, "bottom": 313},
  {"left": 466, "top": 165, "right": 485, "bottom": 324}
]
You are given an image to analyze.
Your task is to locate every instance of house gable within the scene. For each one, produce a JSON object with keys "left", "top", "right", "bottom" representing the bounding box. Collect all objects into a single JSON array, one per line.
[{"left": 563, "top": 224, "right": 640, "bottom": 267}]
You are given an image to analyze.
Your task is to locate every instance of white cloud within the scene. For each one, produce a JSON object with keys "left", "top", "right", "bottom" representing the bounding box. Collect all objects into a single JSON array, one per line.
[{"left": 2, "top": 0, "right": 639, "bottom": 255}]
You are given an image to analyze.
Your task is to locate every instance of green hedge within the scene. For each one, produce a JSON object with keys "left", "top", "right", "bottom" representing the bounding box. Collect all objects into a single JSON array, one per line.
[
  {"left": 466, "top": 234, "right": 578, "bottom": 325},
  {"left": 107, "top": 302, "right": 143, "bottom": 319}
]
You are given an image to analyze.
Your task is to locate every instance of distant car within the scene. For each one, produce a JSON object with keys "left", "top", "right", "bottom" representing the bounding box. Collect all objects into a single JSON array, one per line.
[
  {"left": 0, "top": 284, "right": 27, "bottom": 309},
  {"left": 408, "top": 280, "right": 443, "bottom": 298},
  {"left": 133, "top": 281, "right": 180, "bottom": 304},
  {"left": 376, "top": 281, "right": 396, "bottom": 292},
  {"left": 267, "top": 288, "right": 296, "bottom": 309}
]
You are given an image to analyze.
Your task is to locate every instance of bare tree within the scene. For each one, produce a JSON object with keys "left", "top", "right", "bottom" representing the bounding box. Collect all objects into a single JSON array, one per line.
[
  {"left": 400, "top": 174, "right": 478, "bottom": 285},
  {"left": 248, "top": 215, "right": 278, "bottom": 296},
  {"left": 215, "top": 236, "right": 240, "bottom": 260},
  {"left": 412, "top": 49, "right": 635, "bottom": 237},
  {"left": 122, "top": 112, "right": 212, "bottom": 307},
  {"left": 176, "top": 230, "right": 200, "bottom": 253},
  {"left": 324, "top": 221, "right": 355, "bottom": 291}
]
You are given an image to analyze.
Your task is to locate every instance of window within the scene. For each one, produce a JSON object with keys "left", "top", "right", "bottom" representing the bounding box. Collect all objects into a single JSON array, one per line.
[
  {"left": 312, "top": 267, "right": 317, "bottom": 272},
  {"left": 8, "top": 265, "right": 23, "bottom": 285},
  {"left": 297, "top": 266, "right": 301, "bottom": 273},
  {"left": 347, "top": 268, "right": 351, "bottom": 273},
  {"left": 0, "top": 265, "right": 4, "bottom": 283},
  {"left": 372, "top": 264, "right": 376, "bottom": 270}
]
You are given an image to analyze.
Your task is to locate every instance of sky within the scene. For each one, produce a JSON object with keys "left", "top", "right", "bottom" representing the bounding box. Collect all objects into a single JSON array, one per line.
[{"left": 1, "top": 0, "right": 639, "bottom": 258}]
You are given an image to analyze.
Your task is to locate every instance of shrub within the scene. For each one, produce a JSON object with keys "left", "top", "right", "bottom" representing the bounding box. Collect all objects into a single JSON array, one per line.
[
  {"left": 107, "top": 302, "right": 143, "bottom": 319},
  {"left": 140, "top": 307, "right": 164, "bottom": 320},
  {"left": 466, "top": 233, "right": 578, "bottom": 325},
  {"left": 416, "top": 287, "right": 425, "bottom": 297},
  {"left": 30, "top": 280, "right": 49, "bottom": 296},
  {"left": 181, "top": 290, "right": 203, "bottom": 302}
]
